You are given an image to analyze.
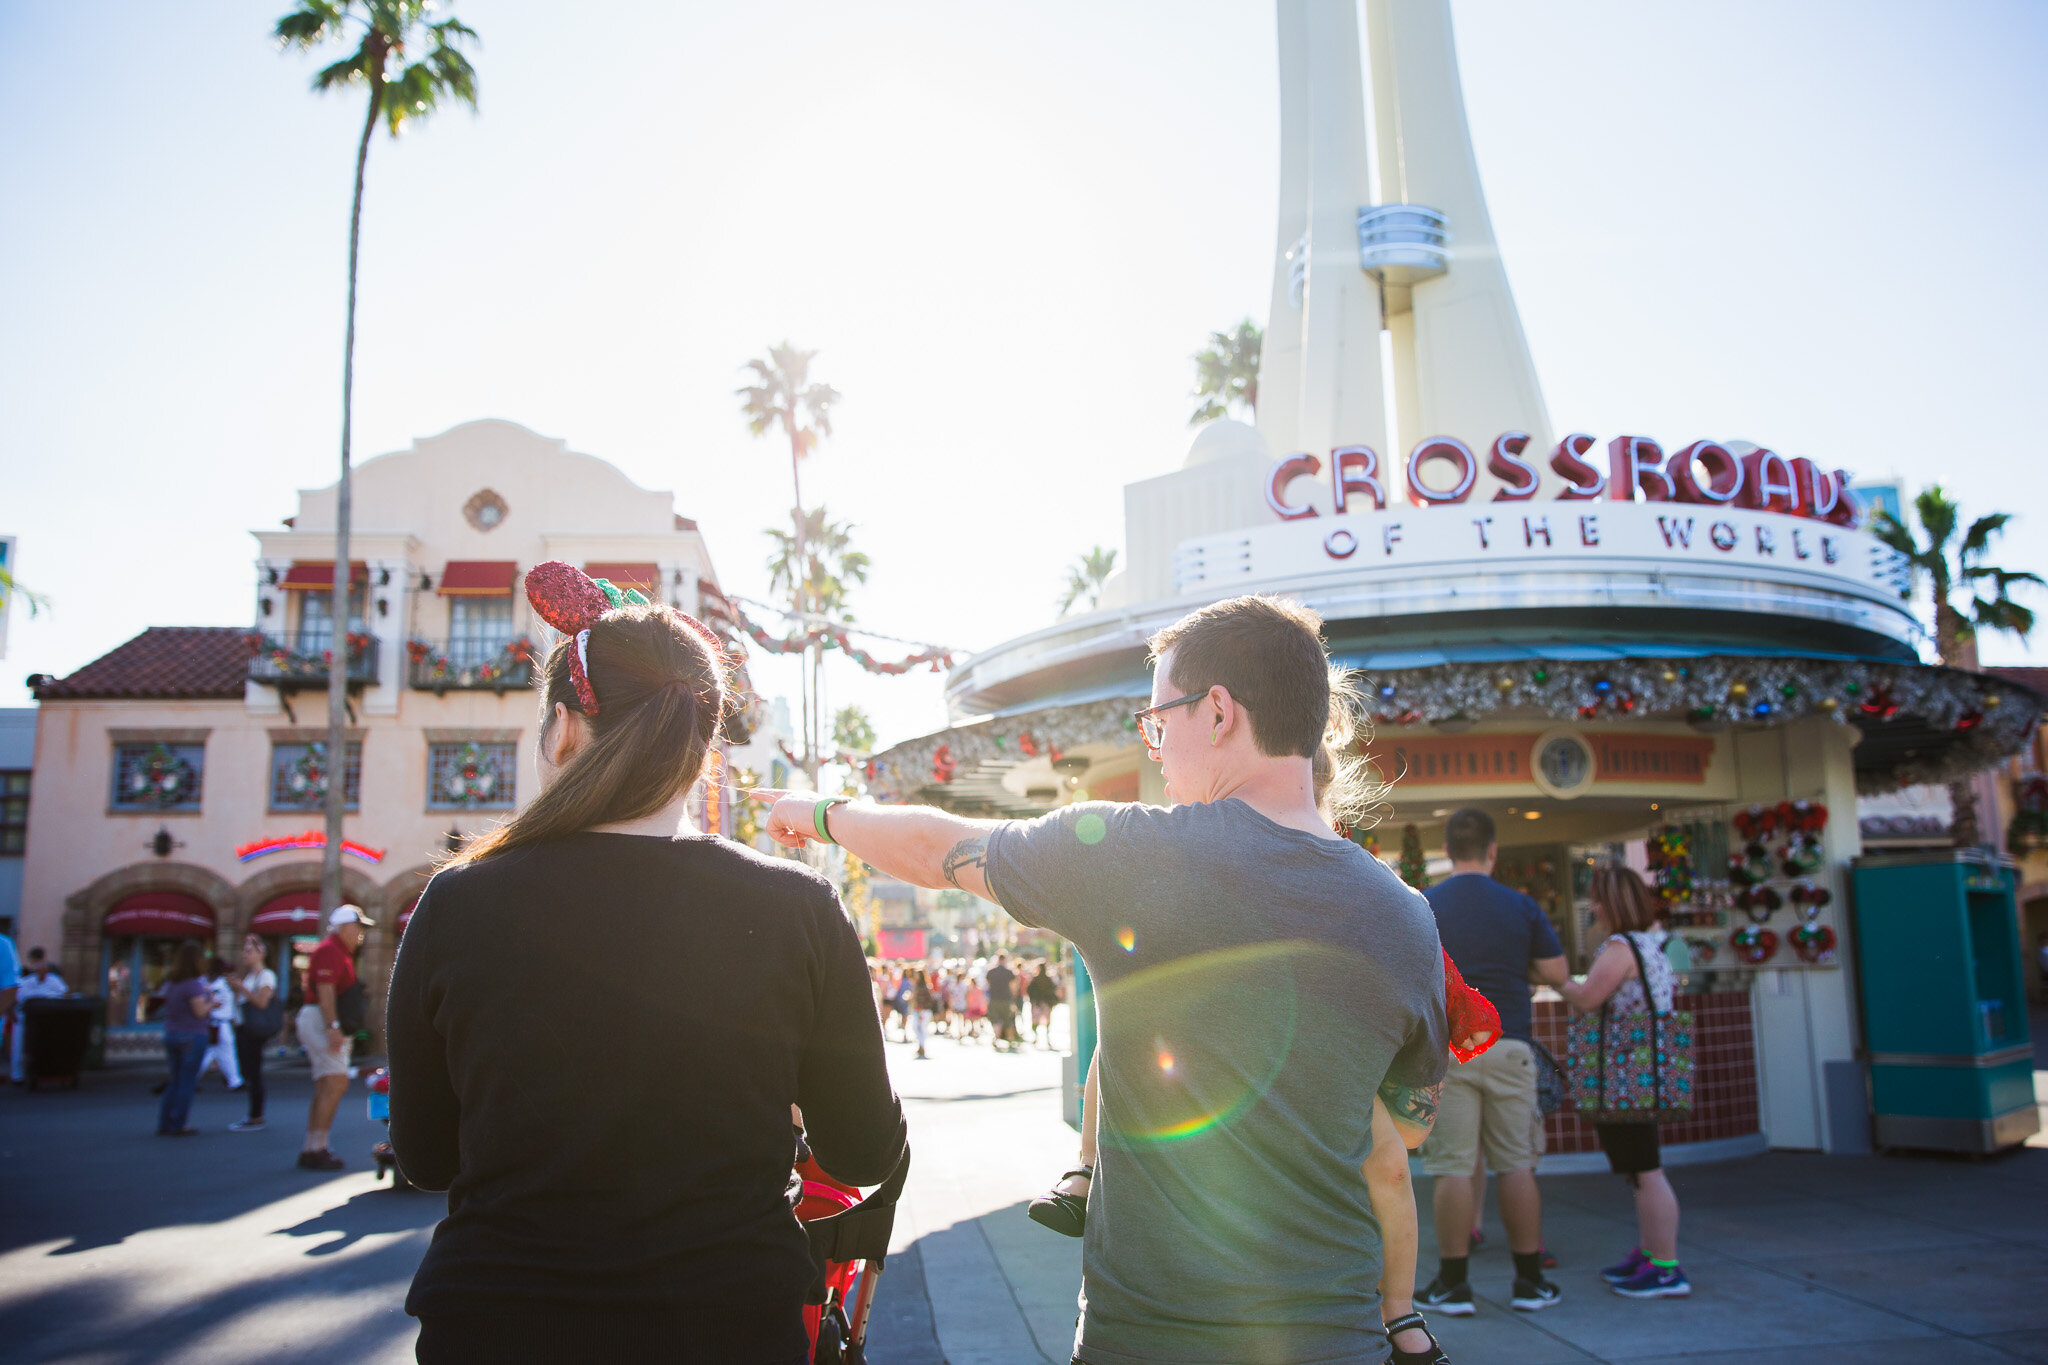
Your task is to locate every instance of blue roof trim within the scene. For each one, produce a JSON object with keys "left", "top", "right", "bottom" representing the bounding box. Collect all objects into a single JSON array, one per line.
[
  {"left": 1331, "top": 642, "right": 1887, "bottom": 671},
  {"left": 986, "top": 675, "right": 1152, "bottom": 719}
]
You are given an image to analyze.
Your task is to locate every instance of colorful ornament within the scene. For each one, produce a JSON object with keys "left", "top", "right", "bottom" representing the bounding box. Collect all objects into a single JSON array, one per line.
[
  {"left": 1731, "top": 925, "right": 1779, "bottom": 965},
  {"left": 1789, "top": 923, "right": 1836, "bottom": 964}
]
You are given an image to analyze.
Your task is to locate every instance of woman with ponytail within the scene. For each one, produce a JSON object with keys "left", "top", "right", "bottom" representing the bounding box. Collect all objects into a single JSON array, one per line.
[{"left": 387, "top": 564, "right": 905, "bottom": 1364}]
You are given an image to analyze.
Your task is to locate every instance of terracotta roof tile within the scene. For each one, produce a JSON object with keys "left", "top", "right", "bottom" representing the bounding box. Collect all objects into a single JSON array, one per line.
[{"left": 34, "top": 627, "right": 250, "bottom": 701}]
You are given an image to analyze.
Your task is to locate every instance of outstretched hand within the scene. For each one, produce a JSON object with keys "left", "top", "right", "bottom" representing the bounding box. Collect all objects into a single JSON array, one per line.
[{"left": 747, "top": 790, "right": 826, "bottom": 850}]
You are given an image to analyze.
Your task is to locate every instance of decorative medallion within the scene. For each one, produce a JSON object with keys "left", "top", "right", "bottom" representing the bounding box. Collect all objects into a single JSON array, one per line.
[{"left": 463, "top": 489, "right": 509, "bottom": 532}]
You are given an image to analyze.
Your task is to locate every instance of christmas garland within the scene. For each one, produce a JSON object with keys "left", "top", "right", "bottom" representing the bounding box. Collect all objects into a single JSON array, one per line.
[
  {"left": 406, "top": 636, "right": 538, "bottom": 691},
  {"left": 287, "top": 743, "right": 329, "bottom": 801},
  {"left": 246, "top": 630, "right": 375, "bottom": 680},
  {"left": 729, "top": 607, "right": 954, "bottom": 676},
  {"left": 864, "top": 657, "right": 2038, "bottom": 806}
]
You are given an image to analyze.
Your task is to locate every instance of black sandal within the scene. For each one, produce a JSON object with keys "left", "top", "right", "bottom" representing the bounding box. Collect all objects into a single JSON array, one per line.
[
  {"left": 1385, "top": 1311, "right": 1449, "bottom": 1365},
  {"left": 1026, "top": 1165, "right": 1092, "bottom": 1237}
]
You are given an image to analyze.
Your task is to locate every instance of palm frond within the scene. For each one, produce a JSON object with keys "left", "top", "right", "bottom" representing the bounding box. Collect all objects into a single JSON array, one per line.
[
  {"left": 274, "top": 3, "right": 344, "bottom": 49},
  {"left": 1913, "top": 485, "right": 1958, "bottom": 555},
  {"left": 1961, "top": 512, "right": 2012, "bottom": 560},
  {"left": 1974, "top": 595, "right": 2036, "bottom": 640}
]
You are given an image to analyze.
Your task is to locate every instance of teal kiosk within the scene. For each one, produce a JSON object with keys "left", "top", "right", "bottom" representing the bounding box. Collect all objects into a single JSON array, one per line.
[{"left": 1850, "top": 849, "right": 2038, "bottom": 1153}]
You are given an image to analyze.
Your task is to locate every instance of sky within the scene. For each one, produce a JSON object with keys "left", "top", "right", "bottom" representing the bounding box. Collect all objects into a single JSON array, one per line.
[{"left": 4, "top": 0, "right": 2047, "bottom": 750}]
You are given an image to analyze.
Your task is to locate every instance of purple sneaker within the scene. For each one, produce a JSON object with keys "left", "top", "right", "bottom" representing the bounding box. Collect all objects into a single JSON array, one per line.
[
  {"left": 1600, "top": 1247, "right": 1649, "bottom": 1284},
  {"left": 1612, "top": 1261, "right": 1690, "bottom": 1299}
]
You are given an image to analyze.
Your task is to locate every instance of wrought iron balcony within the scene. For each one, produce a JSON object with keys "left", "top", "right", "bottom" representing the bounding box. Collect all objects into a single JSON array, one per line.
[
  {"left": 246, "top": 632, "right": 380, "bottom": 689},
  {"left": 1357, "top": 204, "right": 1449, "bottom": 286},
  {"left": 407, "top": 637, "right": 538, "bottom": 694}
]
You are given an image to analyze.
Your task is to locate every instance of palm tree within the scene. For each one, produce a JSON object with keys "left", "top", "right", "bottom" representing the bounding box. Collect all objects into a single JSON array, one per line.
[
  {"left": 1057, "top": 546, "right": 1119, "bottom": 617},
  {"left": 0, "top": 564, "right": 50, "bottom": 620},
  {"left": 276, "top": 0, "right": 478, "bottom": 912},
  {"left": 739, "top": 344, "right": 841, "bottom": 777},
  {"left": 767, "top": 509, "right": 871, "bottom": 623},
  {"left": 1189, "top": 319, "right": 1262, "bottom": 426},
  {"left": 833, "top": 705, "right": 877, "bottom": 757},
  {"left": 1871, "top": 485, "right": 2042, "bottom": 846}
]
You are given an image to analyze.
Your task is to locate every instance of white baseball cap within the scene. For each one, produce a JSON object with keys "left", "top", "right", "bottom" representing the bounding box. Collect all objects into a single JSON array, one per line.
[{"left": 328, "top": 904, "right": 375, "bottom": 929}]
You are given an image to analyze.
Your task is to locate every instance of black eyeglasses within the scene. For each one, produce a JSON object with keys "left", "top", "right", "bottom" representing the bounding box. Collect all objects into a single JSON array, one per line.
[{"left": 1133, "top": 692, "right": 1206, "bottom": 749}]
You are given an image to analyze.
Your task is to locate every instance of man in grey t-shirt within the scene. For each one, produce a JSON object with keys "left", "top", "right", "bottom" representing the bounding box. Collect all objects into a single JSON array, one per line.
[{"left": 760, "top": 595, "right": 1449, "bottom": 1364}]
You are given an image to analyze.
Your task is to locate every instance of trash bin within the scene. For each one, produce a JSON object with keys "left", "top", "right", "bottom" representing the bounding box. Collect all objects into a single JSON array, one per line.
[{"left": 22, "top": 997, "right": 98, "bottom": 1090}]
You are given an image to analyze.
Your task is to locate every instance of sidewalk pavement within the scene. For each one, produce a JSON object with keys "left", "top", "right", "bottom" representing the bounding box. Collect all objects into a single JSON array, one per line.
[{"left": 870, "top": 1022, "right": 2048, "bottom": 1365}]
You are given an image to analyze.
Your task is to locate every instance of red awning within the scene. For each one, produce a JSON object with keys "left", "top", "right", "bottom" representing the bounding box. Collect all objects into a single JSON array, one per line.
[
  {"left": 438, "top": 561, "right": 518, "bottom": 597},
  {"left": 249, "top": 890, "right": 325, "bottom": 936},
  {"left": 584, "top": 562, "right": 661, "bottom": 597},
  {"left": 105, "top": 892, "right": 217, "bottom": 938},
  {"left": 281, "top": 561, "right": 368, "bottom": 591},
  {"left": 396, "top": 892, "right": 422, "bottom": 935}
]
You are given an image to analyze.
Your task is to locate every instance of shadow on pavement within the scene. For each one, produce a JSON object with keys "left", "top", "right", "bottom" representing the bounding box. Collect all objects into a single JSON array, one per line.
[
  {"left": 0, "top": 1064, "right": 404, "bottom": 1256},
  {"left": 277, "top": 1186, "right": 444, "bottom": 1258},
  {"left": 864, "top": 1241, "right": 946, "bottom": 1365}
]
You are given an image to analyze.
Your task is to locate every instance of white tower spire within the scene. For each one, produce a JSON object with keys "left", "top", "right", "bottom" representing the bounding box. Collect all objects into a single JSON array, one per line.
[
  {"left": 1257, "top": 0, "right": 1388, "bottom": 465},
  {"left": 1257, "top": 0, "right": 1550, "bottom": 490}
]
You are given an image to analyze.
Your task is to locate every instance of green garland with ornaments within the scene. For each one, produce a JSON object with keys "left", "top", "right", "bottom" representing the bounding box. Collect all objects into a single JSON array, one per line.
[{"left": 866, "top": 654, "right": 2037, "bottom": 804}]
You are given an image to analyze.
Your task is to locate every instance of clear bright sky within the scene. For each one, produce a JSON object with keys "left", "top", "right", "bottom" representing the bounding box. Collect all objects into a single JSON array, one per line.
[{"left": 4, "top": 1, "right": 2046, "bottom": 749}]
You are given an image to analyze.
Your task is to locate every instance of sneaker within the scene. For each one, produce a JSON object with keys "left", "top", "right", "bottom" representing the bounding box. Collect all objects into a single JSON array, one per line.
[
  {"left": 1612, "top": 1262, "right": 1690, "bottom": 1299},
  {"left": 1511, "top": 1276, "right": 1564, "bottom": 1311},
  {"left": 1416, "top": 1277, "right": 1476, "bottom": 1317},
  {"left": 228, "top": 1118, "right": 266, "bottom": 1133},
  {"left": 296, "top": 1148, "right": 345, "bottom": 1171},
  {"left": 1601, "top": 1247, "right": 1650, "bottom": 1284}
]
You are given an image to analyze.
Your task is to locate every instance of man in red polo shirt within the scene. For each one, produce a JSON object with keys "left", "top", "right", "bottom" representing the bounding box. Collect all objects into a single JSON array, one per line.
[{"left": 295, "top": 905, "right": 371, "bottom": 1171}]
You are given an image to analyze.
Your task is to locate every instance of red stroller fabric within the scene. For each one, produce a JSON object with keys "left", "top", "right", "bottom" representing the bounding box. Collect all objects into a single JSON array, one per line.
[{"left": 1443, "top": 949, "right": 1502, "bottom": 1063}]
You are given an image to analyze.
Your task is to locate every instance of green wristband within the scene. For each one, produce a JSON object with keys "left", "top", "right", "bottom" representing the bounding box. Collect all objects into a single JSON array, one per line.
[{"left": 814, "top": 797, "right": 849, "bottom": 845}]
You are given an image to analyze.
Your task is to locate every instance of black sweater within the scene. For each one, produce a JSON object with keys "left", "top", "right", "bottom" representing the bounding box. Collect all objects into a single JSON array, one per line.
[{"left": 387, "top": 832, "right": 904, "bottom": 1357}]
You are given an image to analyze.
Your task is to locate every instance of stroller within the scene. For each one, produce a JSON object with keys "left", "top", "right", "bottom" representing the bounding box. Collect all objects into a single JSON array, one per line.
[
  {"left": 793, "top": 1135, "right": 910, "bottom": 1365},
  {"left": 365, "top": 1067, "right": 411, "bottom": 1190}
]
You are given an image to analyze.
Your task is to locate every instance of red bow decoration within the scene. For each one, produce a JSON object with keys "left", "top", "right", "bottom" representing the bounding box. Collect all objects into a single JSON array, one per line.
[
  {"left": 525, "top": 561, "right": 611, "bottom": 714},
  {"left": 1444, "top": 950, "right": 1501, "bottom": 1063}
]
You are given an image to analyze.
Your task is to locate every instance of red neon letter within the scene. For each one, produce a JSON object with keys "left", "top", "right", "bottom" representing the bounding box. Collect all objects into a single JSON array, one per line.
[
  {"left": 1667, "top": 441, "right": 1743, "bottom": 505},
  {"left": 1550, "top": 433, "right": 1606, "bottom": 500},
  {"left": 1265, "top": 454, "right": 1321, "bottom": 520},
  {"left": 1332, "top": 446, "right": 1385, "bottom": 513},
  {"left": 1488, "top": 431, "right": 1540, "bottom": 502},
  {"left": 1739, "top": 448, "right": 1798, "bottom": 514},
  {"left": 1406, "top": 438, "right": 1478, "bottom": 507},
  {"left": 1608, "top": 436, "right": 1674, "bottom": 503}
]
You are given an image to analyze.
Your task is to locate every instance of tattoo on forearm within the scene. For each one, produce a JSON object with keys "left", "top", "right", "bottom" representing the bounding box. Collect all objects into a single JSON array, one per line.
[
  {"left": 1379, "top": 1079, "right": 1443, "bottom": 1129},
  {"left": 941, "top": 835, "right": 989, "bottom": 890}
]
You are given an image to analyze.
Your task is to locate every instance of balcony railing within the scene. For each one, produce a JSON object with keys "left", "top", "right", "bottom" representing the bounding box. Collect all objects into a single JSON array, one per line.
[
  {"left": 246, "top": 632, "right": 380, "bottom": 689},
  {"left": 407, "top": 636, "right": 537, "bottom": 694}
]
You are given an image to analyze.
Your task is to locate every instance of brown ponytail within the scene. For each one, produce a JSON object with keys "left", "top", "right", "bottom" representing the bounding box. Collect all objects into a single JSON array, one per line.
[{"left": 450, "top": 604, "right": 731, "bottom": 867}]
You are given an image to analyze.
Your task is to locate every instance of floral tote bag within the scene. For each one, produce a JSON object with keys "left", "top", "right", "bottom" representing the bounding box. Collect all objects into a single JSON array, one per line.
[{"left": 1564, "top": 933, "right": 1695, "bottom": 1123}]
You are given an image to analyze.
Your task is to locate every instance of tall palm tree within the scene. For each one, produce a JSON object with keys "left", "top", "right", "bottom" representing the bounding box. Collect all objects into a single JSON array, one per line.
[
  {"left": 766, "top": 509, "right": 868, "bottom": 773},
  {"left": 740, "top": 346, "right": 840, "bottom": 774},
  {"left": 1871, "top": 485, "right": 2042, "bottom": 846},
  {"left": 833, "top": 705, "right": 877, "bottom": 756},
  {"left": 276, "top": 0, "right": 478, "bottom": 912},
  {"left": 1057, "top": 546, "right": 1119, "bottom": 617},
  {"left": 1189, "top": 319, "right": 1262, "bottom": 426}
]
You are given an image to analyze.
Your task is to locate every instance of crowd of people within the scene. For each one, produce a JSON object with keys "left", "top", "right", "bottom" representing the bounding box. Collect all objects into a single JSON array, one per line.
[{"left": 872, "top": 953, "right": 1065, "bottom": 1056}]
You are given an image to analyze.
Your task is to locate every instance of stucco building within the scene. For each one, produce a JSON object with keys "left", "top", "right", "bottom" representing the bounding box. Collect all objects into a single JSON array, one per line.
[{"left": 20, "top": 420, "right": 748, "bottom": 1056}]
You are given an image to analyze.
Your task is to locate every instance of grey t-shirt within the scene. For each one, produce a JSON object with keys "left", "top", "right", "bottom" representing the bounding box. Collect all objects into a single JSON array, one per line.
[{"left": 986, "top": 799, "right": 1449, "bottom": 1365}]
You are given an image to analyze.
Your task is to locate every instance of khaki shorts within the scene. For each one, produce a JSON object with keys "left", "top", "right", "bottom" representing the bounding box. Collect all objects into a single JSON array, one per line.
[
  {"left": 1418, "top": 1038, "right": 1544, "bottom": 1176},
  {"left": 296, "top": 1004, "right": 353, "bottom": 1082}
]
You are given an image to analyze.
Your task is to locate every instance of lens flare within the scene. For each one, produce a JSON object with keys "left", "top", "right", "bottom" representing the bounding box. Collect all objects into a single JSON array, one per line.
[
  {"left": 1156, "top": 1049, "right": 1175, "bottom": 1073},
  {"left": 1075, "top": 813, "right": 1108, "bottom": 845},
  {"left": 1116, "top": 926, "right": 1136, "bottom": 952}
]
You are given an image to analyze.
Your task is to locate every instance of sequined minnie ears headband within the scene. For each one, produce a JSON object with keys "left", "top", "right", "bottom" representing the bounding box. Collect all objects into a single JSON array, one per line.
[{"left": 523, "top": 560, "right": 724, "bottom": 716}]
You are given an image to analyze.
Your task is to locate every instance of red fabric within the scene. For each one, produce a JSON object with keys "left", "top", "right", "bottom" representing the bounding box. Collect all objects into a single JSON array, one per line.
[
  {"left": 104, "top": 892, "right": 216, "bottom": 938},
  {"left": 438, "top": 561, "right": 518, "bottom": 596},
  {"left": 1444, "top": 949, "right": 1502, "bottom": 1063},
  {"left": 304, "top": 935, "right": 358, "bottom": 997},
  {"left": 249, "top": 890, "right": 324, "bottom": 936},
  {"left": 281, "top": 561, "right": 367, "bottom": 590}
]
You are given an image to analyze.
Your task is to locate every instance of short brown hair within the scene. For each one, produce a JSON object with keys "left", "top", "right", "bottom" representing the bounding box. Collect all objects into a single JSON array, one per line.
[
  {"left": 1147, "top": 595, "right": 1330, "bottom": 758},
  {"left": 1590, "top": 867, "right": 1659, "bottom": 933}
]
